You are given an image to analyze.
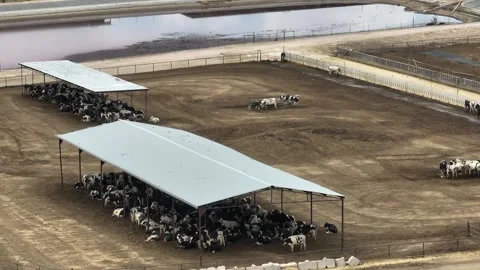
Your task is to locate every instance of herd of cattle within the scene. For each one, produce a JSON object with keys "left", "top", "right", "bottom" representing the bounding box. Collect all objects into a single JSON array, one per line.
[
  {"left": 24, "top": 83, "right": 146, "bottom": 123},
  {"left": 76, "top": 171, "right": 338, "bottom": 253},
  {"left": 439, "top": 159, "right": 480, "bottom": 179},
  {"left": 249, "top": 95, "right": 300, "bottom": 111}
]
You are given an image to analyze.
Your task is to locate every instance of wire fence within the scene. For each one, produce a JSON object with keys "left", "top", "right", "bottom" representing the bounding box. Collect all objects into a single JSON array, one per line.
[
  {"left": 284, "top": 52, "right": 469, "bottom": 108},
  {"left": 334, "top": 47, "right": 480, "bottom": 93},
  {"left": 335, "top": 34, "right": 480, "bottom": 54},
  {"left": 0, "top": 52, "right": 282, "bottom": 88},
  {"left": 0, "top": 237, "right": 477, "bottom": 270}
]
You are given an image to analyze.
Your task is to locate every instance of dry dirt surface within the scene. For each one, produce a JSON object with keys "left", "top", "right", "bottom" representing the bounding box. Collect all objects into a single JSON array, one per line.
[
  {"left": 369, "top": 42, "right": 480, "bottom": 80},
  {"left": 2, "top": 62, "right": 480, "bottom": 269}
]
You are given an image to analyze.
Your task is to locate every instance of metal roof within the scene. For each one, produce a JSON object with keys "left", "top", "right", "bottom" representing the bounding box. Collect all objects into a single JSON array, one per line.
[
  {"left": 20, "top": 60, "right": 147, "bottom": 93},
  {"left": 57, "top": 120, "right": 344, "bottom": 208}
]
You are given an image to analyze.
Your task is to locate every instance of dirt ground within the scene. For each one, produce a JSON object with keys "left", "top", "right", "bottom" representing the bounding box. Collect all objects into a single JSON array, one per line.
[
  {"left": 369, "top": 43, "right": 480, "bottom": 80},
  {"left": 2, "top": 62, "right": 480, "bottom": 269}
]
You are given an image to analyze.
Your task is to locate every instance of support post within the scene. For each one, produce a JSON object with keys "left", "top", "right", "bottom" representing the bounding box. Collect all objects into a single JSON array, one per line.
[
  {"left": 198, "top": 208, "right": 203, "bottom": 251},
  {"left": 280, "top": 189, "right": 283, "bottom": 211},
  {"left": 123, "top": 172, "right": 127, "bottom": 219},
  {"left": 146, "top": 188, "right": 150, "bottom": 229},
  {"left": 270, "top": 188, "right": 273, "bottom": 203},
  {"left": 43, "top": 74, "right": 46, "bottom": 85},
  {"left": 21, "top": 66, "right": 24, "bottom": 95},
  {"left": 310, "top": 192, "right": 313, "bottom": 224},
  {"left": 130, "top": 91, "right": 133, "bottom": 106},
  {"left": 144, "top": 90, "right": 148, "bottom": 115},
  {"left": 79, "top": 149, "right": 83, "bottom": 198},
  {"left": 58, "top": 139, "right": 64, "bottom": 189},
  {"left": 253, "top": 191, "right": 256, "bottom": 205},
  {"left": 116, "top": 92, "right": 119, "bottom": 101},
  {"left": 341, "top": 197, "right": 345, "bottom": 250},
  {"left": 31, "top": 69, "right": 34, "bottom": 86},
  {"left": 100, "top": 161, "right": 104, "bottom": 206}
]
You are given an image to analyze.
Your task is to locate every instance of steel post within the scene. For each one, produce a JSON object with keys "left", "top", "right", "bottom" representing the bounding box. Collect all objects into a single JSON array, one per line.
[
  {"left": 280, "top": 189, "right": 283, "bottom": 211},
  {"left": 341, "top": 197, "right": 345, "bottom": 249},
  {"left": 310, "top": 192, "right": 313, "bottom": 224},
  {"left": 100, "top": 161, "right": 104, "bottom": 206},
  {"left": 79, "top": 149, "right": 83, "bottom": 198},
  {"left": 59, "top": 139, "right": 64, "bottom": 189},
  {"left": 144, "top": 90, "right": 148, "bottom": 115}
]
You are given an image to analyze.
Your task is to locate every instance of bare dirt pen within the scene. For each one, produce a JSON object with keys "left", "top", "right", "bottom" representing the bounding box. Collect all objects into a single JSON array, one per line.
[
  {"left": 368, "top": 42, "right": 480, "bottom": 80},
  {"left": 2, "top": 62, "right": 480, "bottom": 269}
]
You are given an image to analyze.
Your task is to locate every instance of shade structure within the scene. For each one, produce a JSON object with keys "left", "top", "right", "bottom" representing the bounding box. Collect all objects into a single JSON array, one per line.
[
  {"left": 57, "top": 120, "right": 344, "bottom": 208},
  {"left": 20, "top": 60, "right": 147, "bottom": 93}
]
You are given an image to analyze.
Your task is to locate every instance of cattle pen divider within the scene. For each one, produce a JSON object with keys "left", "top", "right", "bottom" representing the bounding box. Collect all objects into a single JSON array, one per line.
[
  {"left": 0, "top": 233, "right": 478, "bottom": 270},
  {"left": 283, "top": 52, "right": 480, "bottom": 108},
  {"left": 1, "top": 52, "right": 282, "bottom": 89}
]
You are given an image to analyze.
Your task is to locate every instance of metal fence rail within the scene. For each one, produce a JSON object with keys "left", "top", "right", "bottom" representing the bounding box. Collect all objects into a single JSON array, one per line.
[
  {"left": 335, "top": 34, "right": 480, "bottom": 54},
  {"left": 334, "top": 48, "right": 480, "bottom": 93},
  {"left": 284, "top": 52, "right": 468, "bottom": 108},
  {"left": 0, "top": 237, "right": 477, "bottom": 270},
  {"left": 0, "top": 52, "right": 282, "bottom": 88}
]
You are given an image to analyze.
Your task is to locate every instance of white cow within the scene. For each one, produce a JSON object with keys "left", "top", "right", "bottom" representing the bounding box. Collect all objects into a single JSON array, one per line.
[
  {"left": 283, "top": 235, "right": 307, "bottom": 252},
  {"left": 81, "top": 115, "right": 91, "bottom": 123},
  {"left": 328, "top": 65, "right": 341, "bottom": 76},
  {"left": 112, "top": 208, "right": 124, "bottom": 218},
  {"left": 219, "top": 218, "right": 240, "bottom": 229},
  {"left": 464, "top": 160, "right": 479, "bottom": 177},
  {"left": 149, "top": 116, "right": 160, "bottom": 123},
  {"left": 260, "top": 98, "right": 277, "bottom": 110}
]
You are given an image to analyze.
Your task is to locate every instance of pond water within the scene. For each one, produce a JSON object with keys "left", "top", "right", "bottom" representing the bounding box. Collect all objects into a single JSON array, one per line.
[{"left": 0, "top": 4, "right": 460, "bottom": 69}]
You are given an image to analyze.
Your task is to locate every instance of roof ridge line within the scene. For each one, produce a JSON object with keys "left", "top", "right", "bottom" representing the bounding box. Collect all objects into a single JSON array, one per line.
[{"left": 120, "top": 120, "right": 272, "bottom": 187}]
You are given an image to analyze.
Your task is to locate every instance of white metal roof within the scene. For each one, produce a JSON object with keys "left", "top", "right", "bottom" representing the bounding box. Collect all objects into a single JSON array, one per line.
[
  {"left": 57, "top": 121, "right": 344, "bottom": 208},
  {"left": 20, "top": 60, "right": 147, "bottom": 93}
]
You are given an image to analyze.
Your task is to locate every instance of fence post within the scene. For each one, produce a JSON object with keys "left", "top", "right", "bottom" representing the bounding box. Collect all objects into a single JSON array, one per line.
[
  {"left": 188, "top": 60, "right": 190, "bottom": 67},
  {"left": 116, "top": 66, "right": 119, "bottom": 75},
  {"left": 422, "top": 242, "right": 425, "bottom": 257},
  {"left": 468, "top": 221, "right": 470, "bottom": 236},
  {"left": 388, "top": 245, "right": 391, "bottom": 258},
  {"left": 457, "top": 239, "right": 460, "bottom": 251},
  {"left": 171, "top": 61, "right": 173, "bottom": 70}
]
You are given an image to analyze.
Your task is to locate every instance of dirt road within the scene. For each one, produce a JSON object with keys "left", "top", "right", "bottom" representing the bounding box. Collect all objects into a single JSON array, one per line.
[{"left": 0, "top": 0, "right": 478, "bottom": 28}]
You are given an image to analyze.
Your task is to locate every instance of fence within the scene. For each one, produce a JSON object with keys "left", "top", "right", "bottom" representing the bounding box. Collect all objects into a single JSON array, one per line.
[
  {"left": 0, "top": 237, "right": 477, "bottom": 270},
  {"left": 334, "top": 48, "right": 480, "bottom": 93},
  {"left": 284, "top": 52, "right": 471, "bottom": 108},
  {"left": 0, "top": 52, "right": 282, "bottom": 88},
  {"left": 335, "top": 34, "right": 480, "bottom": 55}
]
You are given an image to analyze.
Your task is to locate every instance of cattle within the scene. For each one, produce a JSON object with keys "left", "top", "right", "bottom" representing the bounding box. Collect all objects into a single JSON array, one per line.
[
  {"left": 280, "top": 95, "right": 300, "bottom": 105},
  {"left": 149, "top": 116, "right": 160, "bottom": 123},
  {"left": 26, "top": 83, "right": 145, "bottom": 123},
  {"left": 177, "top": 233, "right": 199, "bottom": 249},
  {"left": 465, "top": 100, "right": 471, "bottom": 111},
  {"left": 249, "top": 100, "right": 263, "bottom": 111},
  {"left": 260, "top": 98, "right": 277, "bottom": 110},
  {"left": 324, "top": 222, "right": 338, "bottom": 234},
  {"left": 283, "top": 235, "right": 306, "bottom": 252},
  {"left": 112, "top": 208, "right": 124, "bottom": 218},
  {"left": 328, "top": 65, "right": 341, "bottom": 76},
  {"left": 439, "top": 160, "right": 447, "bottom": 178},
  {"left": 145, "top": 233, "right": 160, "bottom": 242},
  {"left": 77, "top": 170, "right": 332, "bottom": 253}
]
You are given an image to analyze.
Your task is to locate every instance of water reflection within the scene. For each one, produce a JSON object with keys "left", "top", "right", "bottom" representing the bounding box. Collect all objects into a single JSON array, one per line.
[{"left": 0, "top": 4, "right": 460, "bottom": 69}]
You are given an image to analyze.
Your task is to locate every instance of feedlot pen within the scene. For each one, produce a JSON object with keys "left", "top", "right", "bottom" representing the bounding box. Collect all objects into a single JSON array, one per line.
[{"left": 1, "top": 62, "right": 480, "bottom": 269}]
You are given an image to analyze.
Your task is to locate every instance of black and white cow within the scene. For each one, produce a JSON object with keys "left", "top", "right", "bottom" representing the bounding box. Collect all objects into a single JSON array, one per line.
[
  {"left": 283, "top": 235, "right": 307, "bottom": 252},
  {"left": 280, "top": 95, "right": 300, "bottom": 105}
]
